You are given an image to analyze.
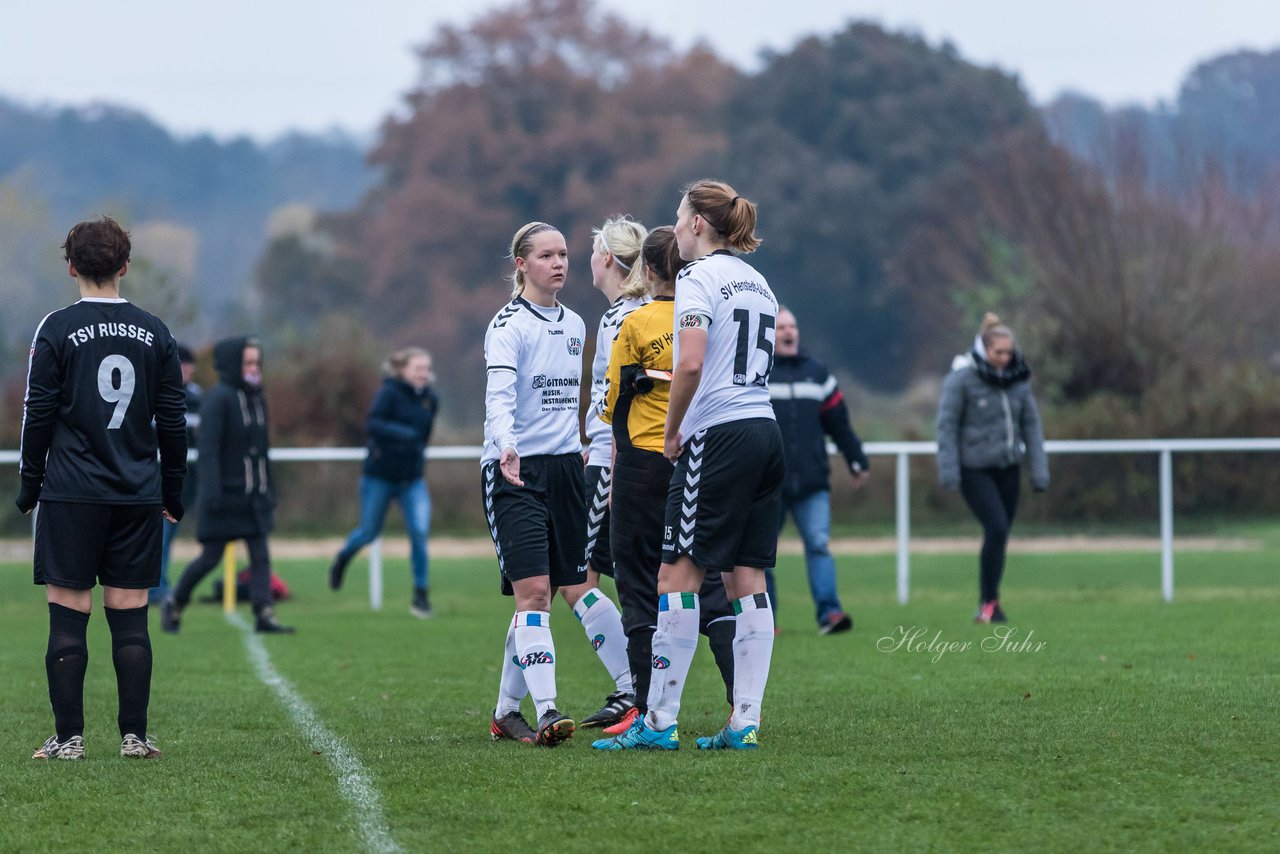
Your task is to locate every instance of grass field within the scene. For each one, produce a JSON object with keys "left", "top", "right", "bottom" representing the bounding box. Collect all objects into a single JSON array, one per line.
[{"left": 1, "top": 543, "right": 1277, "bottom": 853}]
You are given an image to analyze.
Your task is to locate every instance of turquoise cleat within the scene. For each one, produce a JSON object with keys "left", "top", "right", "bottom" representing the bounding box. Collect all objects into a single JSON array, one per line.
[
  {"left": 591, "top": 716, "right": 679, "bottom": 750},
  {"left": 696, "top": 724, "right": 759, "bottom": 750}
]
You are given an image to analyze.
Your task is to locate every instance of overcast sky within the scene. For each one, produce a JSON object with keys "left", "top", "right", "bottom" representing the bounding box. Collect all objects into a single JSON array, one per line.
[{"left": 2, "top": 0, "right": 1277, "bottom": 141}]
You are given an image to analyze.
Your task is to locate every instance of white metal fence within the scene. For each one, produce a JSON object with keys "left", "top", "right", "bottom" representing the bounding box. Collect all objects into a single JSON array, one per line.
[{"left": 6, "top": 437, "right": 1278, "bottom": 606}]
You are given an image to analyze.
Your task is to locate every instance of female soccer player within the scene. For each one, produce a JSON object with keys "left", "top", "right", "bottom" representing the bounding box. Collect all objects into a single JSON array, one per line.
[
  {"left": 482, "top": 221, "right": 586, "bottom": 747},
  {"left": 575, "top": 215, "right": 650, "bottom": 729},
  {"left": 604, "top": 180, "right": 784, "bottom": 751},
  {"left": 591, "top": 226, "right": 737, "bottom": 748}
]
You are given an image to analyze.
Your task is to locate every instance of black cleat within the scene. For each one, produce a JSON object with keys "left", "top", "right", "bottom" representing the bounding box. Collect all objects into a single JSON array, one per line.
[
  {"left": 490, "top": 711, "right": 536, "bottom": 743},
  {"left": 535, "top": 709, "right": 575, "bottom": 747},
  {"left": 580, "top": 691, "right": 636, "bottom": 728}
]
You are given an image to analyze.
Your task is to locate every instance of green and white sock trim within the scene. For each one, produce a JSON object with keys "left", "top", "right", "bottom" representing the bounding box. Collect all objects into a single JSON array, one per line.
[{"left": 733, "top": 592, "right": 771, "bottom": 614}]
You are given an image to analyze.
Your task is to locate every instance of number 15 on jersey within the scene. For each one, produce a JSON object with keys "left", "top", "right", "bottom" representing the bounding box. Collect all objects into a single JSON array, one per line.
[{"left": 732, "top": 309, "right": 774, "bottom": 387}]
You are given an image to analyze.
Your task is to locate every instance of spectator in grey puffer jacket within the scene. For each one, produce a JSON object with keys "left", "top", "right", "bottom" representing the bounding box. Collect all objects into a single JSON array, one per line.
[{"left": 936, "top": 313, "right": 1048, "bottom": 624}]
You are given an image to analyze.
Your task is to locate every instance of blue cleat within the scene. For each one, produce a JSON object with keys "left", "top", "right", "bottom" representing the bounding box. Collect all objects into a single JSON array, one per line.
[
  {"left": 591, "top": 715, "right": 679, "bottom": 750},
  {"left": 696, "top": 724, "right": 759, "bottom": 750}
]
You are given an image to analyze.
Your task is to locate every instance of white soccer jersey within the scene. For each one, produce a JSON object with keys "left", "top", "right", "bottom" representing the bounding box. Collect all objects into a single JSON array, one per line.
[
  {"left": 673, "top": 251, "right": 779, "bottom": 438},
  {"left": 482, "top": 296, "right": 586, "bottom": 465},
  {"left": 584, "top": 295, "right": 649, "bottom": 467}
]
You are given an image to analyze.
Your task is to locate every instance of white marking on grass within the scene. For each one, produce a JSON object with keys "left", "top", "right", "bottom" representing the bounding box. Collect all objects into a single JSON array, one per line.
[{"left": 228, "top": 612, "right": 401, "bottom": 853}]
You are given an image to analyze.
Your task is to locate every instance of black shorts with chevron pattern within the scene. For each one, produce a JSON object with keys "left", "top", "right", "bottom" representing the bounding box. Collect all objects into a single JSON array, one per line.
[
  {"left": 583, "top": 464, "right": 613, "bottom": 577},
  {"left": 660, "top": 417, "right": 784, "bottom": 574}
]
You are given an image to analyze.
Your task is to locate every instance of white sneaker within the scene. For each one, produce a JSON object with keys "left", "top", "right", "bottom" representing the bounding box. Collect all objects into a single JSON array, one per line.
[
  {"left": 120, "top": 733, "right": 162, "bottom": 759},
  {"left": 33, "top": 734, "right": 84, "bottom": 760}
]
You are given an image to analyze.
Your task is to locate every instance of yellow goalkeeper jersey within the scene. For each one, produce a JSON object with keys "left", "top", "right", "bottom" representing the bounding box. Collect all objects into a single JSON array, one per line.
[{"left": 601, "top": 296, "right": 674, "bottom": 454}]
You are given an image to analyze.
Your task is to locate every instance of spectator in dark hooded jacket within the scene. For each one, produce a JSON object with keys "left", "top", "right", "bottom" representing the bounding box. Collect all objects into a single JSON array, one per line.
[
  {"left": 161, "top": 336, "right": 293, "bottom": 634},
  {"left": 328, "top": 347, "right": 439, "bottom": 618},
  {"left": 936, "top": 312, "right": 1048, "bottom": 625}
]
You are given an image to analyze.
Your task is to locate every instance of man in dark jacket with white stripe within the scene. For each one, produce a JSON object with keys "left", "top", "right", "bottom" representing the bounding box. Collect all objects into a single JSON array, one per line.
[{"left": 769, "top": 308, "right": 869, "bottom": 634}]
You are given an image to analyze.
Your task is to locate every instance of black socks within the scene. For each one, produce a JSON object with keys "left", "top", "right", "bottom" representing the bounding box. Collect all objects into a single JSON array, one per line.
[
  {"left": 46, "top": 603, "right": 90, "bottom": 741},
  {"left": 105, "top": 604, "right": 152, "bottom": 738},
  {"left": 706, "top": 618, "right": 736, "bottom": 706},
  {"left": 626, "top": 626, "right": 655, "bottom": 714}
]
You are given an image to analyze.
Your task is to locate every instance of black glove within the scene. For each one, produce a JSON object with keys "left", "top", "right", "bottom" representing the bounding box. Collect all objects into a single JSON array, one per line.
[
  {"left": 163, "top": 477, "right": 185, "bottom": 522},
  {"left": 15, "top": 482, "right": 41, "bottom": 514}
]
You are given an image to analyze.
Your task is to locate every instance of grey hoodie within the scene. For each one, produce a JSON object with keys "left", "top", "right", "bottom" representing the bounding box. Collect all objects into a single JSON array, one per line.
[{"left": 936, "top": 349, "right": 1049, "bottom": 491}]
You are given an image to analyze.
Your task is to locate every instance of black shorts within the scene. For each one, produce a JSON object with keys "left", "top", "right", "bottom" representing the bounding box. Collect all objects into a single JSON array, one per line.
[
  {"left": 584, "top": 464, "right": 613, "bottom": 576},
  {"left": 482, "top": 453, "right": 588, "bottom": 595},
  {"left": 613, "top": 448, "right": 732, "bottom": 634},
  {"left": 34, "top": 501, "right": 163, "bottom": 590},
  {"left": 661, "top": 418, "right": 784, "bottom": 574}
]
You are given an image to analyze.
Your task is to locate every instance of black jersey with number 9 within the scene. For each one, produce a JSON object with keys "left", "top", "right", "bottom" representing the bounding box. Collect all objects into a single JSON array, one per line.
[{"left": 20, "top": 298, "right": 187, "bottom": 504}]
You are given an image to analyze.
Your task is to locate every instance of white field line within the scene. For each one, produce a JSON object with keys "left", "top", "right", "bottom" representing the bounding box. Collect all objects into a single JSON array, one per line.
[{"left": 228, "top": 612, "right": 401, "bottom": 854}]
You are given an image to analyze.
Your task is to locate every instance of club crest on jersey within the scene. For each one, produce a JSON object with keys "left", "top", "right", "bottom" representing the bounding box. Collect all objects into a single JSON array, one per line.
[
  {"left": 679, "top": 313, "right": 705, "bottom": 329},
  {"left": 567, "top": 337, "right": 582, "bottom": 356},
  {"left": 591, "top": 634, "right": 605, "bottom": 651},
  {"left": 652, "top": 655, "right": 671, "bottom": 670}
]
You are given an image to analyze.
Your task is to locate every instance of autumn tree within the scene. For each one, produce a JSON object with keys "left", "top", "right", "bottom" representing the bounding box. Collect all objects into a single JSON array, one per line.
[
  {"left": 716, "top": 23, "right": 1038, "bottom": 390},
  {"left": 895, "top": 127, "right": 1253, "bottom": 413},
  {"left": 259, "top": 0, "right": 739, "bottom": 424}
]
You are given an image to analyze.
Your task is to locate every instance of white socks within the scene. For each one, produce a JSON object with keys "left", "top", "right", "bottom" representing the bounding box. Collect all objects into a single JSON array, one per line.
[
  {"left": 513, "top": 611, "right": 558, "bottom": 718},
  {"left": 494, "top": 615, "right": 527, "bottom": 717},
  {"left": 645, "top": 592, "right": 701, "bottom": 731},
  {"left": 729, "top": 593, "right": 774, "bottom": 730},
  {"left": 572, "top": 588, "right": 634, "bottom": 695}
]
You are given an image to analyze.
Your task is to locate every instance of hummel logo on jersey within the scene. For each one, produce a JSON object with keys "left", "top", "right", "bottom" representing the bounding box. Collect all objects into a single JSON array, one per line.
[
  {"left": 568, "top": 337, "right": 582, "bottom": 355},
  {"left": 548, "top": 328, "right": 564, "bottom": 336}
]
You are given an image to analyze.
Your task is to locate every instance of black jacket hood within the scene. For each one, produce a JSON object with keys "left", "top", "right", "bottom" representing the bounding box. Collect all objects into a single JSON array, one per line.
[{"left": 212, "top": 336, "right": 262, "bottom": 390}]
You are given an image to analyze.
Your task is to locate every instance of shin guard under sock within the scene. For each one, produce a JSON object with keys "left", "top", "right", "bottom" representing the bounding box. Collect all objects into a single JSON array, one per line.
[
  {"left": 105, "top": 604, "right": 152, "bottom": 738},
  {"left": 46, "top": 603, "right": 90, "bottom": 741}
]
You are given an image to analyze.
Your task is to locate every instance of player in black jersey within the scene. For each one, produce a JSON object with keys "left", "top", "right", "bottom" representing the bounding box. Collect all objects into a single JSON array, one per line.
[{"left": 19, "top": 217, "right": 187, "bottom": 760}]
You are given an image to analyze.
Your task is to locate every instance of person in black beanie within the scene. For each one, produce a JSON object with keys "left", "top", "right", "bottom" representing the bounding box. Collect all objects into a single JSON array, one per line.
[
  {"left": 936, "top": 312, "right": 1049, "bottom": 624},
  {"left": 19, "top": 216, "right": 186, "bottom": 760},
  {"left": 162, "top": 336, "right": 293, "bottom": 634},
  {"left": 768, "top": 307, "right": 869, "bottom": 635}
]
